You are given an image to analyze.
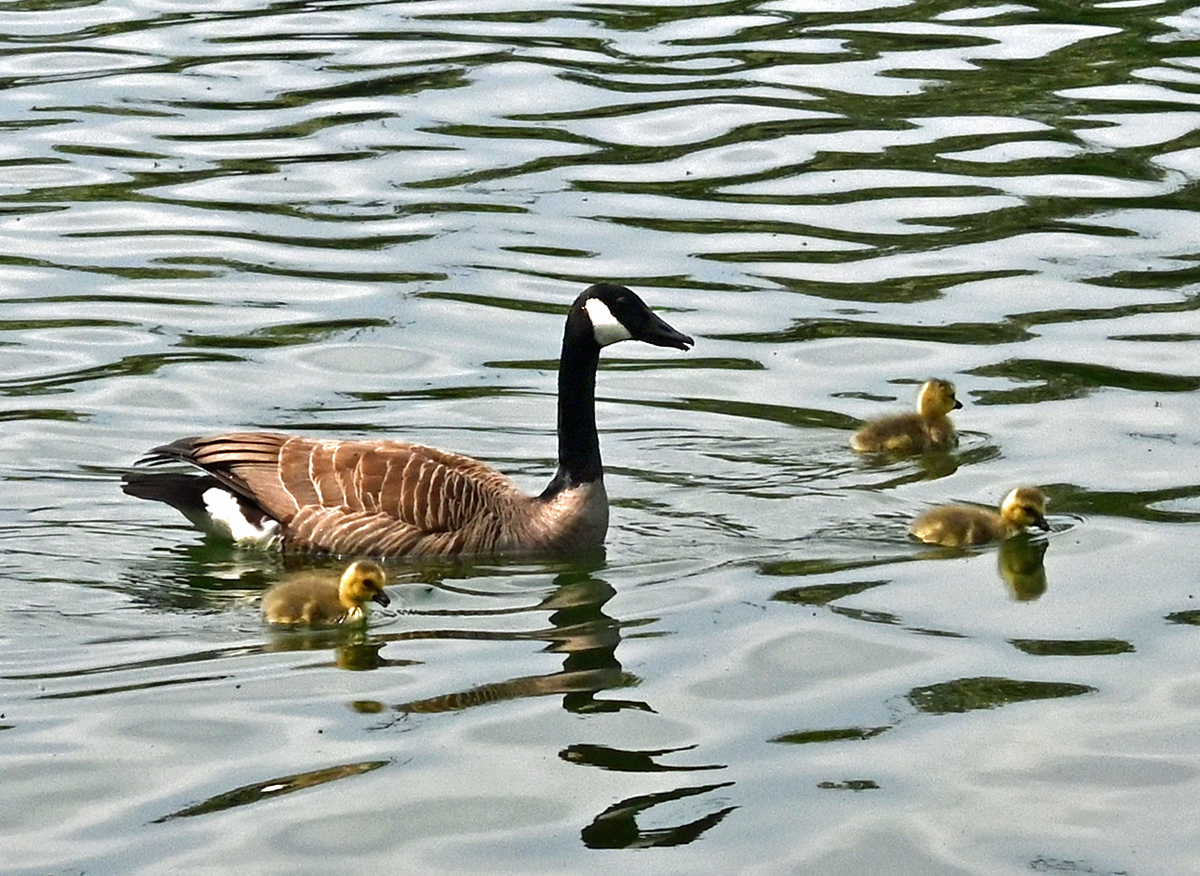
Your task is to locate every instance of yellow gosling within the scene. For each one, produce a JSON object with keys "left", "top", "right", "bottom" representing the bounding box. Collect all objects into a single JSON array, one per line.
[
  {"left": 851, "top": 379, "right": 962, "bottom": 454},
  {"left": 911, "top": 486, "right": 1050, "bottom": 548},
  {"left": 263, "top": 560, "right": 389, "bottom": 626}
]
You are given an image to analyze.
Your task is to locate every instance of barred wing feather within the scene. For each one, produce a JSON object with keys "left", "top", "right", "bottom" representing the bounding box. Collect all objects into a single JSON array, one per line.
[{"left": 144, "top": 433, "right": 527, "bottom": 554}]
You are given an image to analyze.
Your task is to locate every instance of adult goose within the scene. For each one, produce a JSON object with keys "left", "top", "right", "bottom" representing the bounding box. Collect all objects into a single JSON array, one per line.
[{"left": 124, "top": 284, "right": 694, "bottom": 557}]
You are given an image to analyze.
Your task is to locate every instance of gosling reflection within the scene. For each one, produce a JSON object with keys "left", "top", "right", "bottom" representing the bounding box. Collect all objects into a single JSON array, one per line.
[
  {"left": 383, "top": 573, "right": 645, "bottom": 716},
  {"left": 580, "top": 781, "right": 736, "bottom": 849},
  {"left": 262, "top": 628, "right": 416, "bottom": 671},
  {"left": 851, "top": 379, "right": 962, "bottom": 454},
  {"left": 998, "top": 537, "right": 1048, "bottom": 601}
]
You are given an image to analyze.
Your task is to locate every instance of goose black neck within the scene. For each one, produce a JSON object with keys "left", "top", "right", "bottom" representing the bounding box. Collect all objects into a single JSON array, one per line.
[{"left": 541, "top": 316, "right": 602, "bottom": 498}]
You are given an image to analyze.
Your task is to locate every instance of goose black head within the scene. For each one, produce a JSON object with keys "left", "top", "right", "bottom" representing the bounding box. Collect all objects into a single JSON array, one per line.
[{"left": 576, "top": 283, "right": 694, "bottom": 351}]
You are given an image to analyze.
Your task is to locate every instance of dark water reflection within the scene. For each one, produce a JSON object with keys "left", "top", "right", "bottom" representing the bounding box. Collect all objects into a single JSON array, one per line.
[{"left": 4, "top": 0, "right": 1200, "bottom": 873}]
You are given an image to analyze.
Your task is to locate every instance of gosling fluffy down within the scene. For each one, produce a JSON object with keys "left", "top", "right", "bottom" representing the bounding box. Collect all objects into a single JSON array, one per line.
[
  {"left": 911, "top": 486, "right": 1050, "bottom": 548},
  {"left": 263, "top": 560, "right": 390, "bottom": 626},
  {"left": 851, "top": 379, "right": 962, "bottom": 454}
]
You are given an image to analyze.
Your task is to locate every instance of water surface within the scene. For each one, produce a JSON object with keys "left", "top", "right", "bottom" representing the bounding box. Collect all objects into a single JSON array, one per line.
[{"left": 3, "top": 1, "right": 1200, "bottom": 873}]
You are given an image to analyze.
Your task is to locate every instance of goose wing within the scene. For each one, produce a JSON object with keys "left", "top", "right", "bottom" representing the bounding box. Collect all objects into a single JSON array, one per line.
[{"left": 143, "top": 433, "right": 526, "bottom": 554}]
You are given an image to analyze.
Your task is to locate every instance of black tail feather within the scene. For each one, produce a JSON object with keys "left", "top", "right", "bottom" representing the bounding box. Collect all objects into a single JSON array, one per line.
[
  {"left": 122, "top": 470, "right": 219, "bottom": 515},
  {"left": 123, "top": 470, "right": 275, "bottom": 540}
]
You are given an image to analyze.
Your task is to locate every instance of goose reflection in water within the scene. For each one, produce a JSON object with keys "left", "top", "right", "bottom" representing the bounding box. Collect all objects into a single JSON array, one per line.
[
  {"left": 561, "top": 742, "right": 725, "bottom": 773},
  {"left": 153, "top": 760, "right": 388, "bottom": 823},
  {"left": 359, "top": 572, "right": 646, "bottom": 719},
  {"left": 580, "top": 781, "right": 737, "bottom": 850},
  {"left": 560, "top": 741, "right": 734, "bottom": 846}
]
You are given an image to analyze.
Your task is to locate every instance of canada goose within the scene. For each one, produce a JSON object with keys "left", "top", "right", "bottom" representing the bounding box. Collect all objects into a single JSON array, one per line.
[
  {"left": 123, "top": 283, "right": 693, "bottom": 557},
  {"left": 911, "top": 486, "right": 1050, "bottom": 547},
  {"left": 263, "top": 560, "right": 389, "bottom": 626},
  {"left": 850, "top": 379, "right": 962, "bottom": 454}
]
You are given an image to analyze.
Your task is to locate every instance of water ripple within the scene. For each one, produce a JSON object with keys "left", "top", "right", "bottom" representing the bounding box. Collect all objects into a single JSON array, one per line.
[{"left": 4, "top": 0, "right": 1200, "bottom": 873}]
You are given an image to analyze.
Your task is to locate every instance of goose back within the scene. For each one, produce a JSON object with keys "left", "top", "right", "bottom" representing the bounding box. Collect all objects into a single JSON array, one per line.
[{"left": 142, "top": 432, "right": 607, "bottom": 556}]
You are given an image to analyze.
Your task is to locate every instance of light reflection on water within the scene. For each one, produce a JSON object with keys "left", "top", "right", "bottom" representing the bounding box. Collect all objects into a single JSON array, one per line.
[{"left": 3, "top": 0, "right": 1200, "bottom": 873}]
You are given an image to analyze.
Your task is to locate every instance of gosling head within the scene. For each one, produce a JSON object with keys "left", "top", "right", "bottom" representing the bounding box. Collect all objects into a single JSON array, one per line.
[
  {"left": 999, "top": 486, "right": 1050, "bottom": 532},
  {"left": 576, "top": 284, "right": 694, "bottom": 351},
  {"left": 917, "top": 379, "right": 963, "bottom": 418},
  {"left": 339, "top": 560, "right": 390, "bottom": 611}
]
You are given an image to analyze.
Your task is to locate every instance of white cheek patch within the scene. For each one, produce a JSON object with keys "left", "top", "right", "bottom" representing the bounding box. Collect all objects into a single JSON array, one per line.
[
  {"left": 203, "top": 487, "right": 281, "bottom": 546},
  {"left": 585, "top": 298, "right": 632, "bottom": 347}
]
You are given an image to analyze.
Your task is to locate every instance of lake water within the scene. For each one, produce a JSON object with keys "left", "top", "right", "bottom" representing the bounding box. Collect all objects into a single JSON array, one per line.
[{"left": 3, "top": 0, "right": 1200, "bottom": 873}]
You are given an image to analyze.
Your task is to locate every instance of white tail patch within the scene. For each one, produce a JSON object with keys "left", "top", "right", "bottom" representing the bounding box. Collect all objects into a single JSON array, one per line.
[
  {"left": 202, "top": 487, "right": 281, "bottom": 547},
  {"left": 584, "top": 298, "right": 632, "bottom": 347}
]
